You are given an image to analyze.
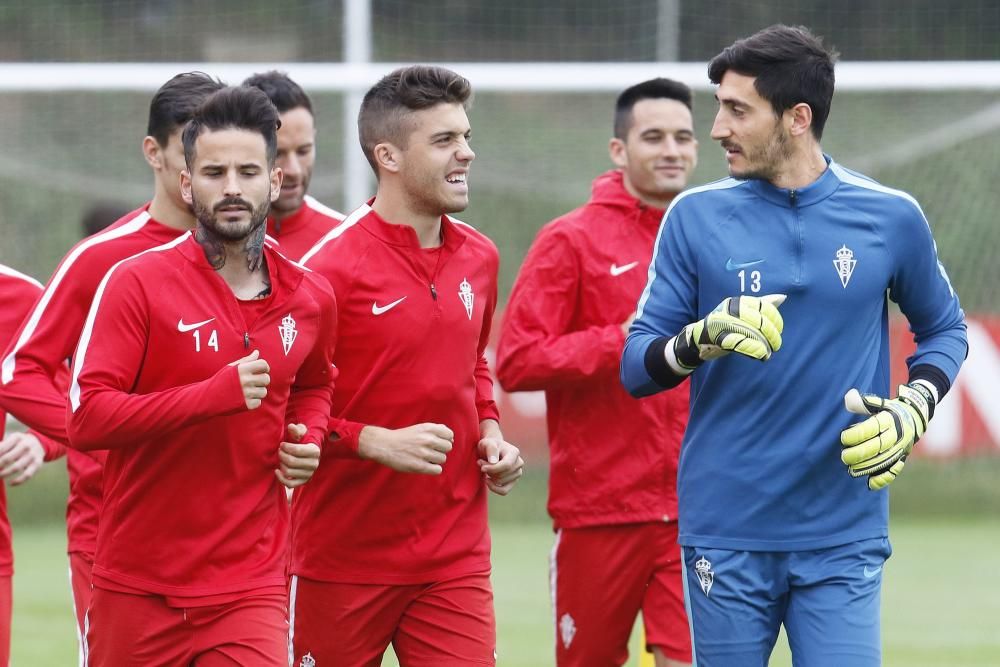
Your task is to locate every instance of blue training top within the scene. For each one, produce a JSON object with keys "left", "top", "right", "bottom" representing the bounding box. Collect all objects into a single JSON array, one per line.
[{"left": 621, "top": 156, "right": 967, "bottom": 552}]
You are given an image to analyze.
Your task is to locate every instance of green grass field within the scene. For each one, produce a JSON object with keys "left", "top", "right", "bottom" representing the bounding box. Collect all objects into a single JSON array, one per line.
[{"left": 9, "top": 517, "right": 1000, "bottom": 665}]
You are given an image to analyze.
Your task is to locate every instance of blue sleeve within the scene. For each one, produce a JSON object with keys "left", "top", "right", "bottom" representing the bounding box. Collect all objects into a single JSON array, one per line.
[
  {"left": 621, "top": 202, "right": 698, "bottom": 397},
  {"left": 888, "top": 200, "right": 968, "bottom": 394}
]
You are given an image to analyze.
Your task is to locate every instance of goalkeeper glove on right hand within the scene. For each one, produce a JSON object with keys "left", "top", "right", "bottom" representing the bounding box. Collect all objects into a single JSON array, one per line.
[
  {"left": 840, "top": 382, "right": 936, "bottom": 490},
  {"left": 670, "top": 294, "right": 786, "bottom": 371}
]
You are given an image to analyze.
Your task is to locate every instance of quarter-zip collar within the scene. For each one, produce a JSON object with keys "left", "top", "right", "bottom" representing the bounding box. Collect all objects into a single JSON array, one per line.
[
  {"left": 747, "top": 154, "right": 840, "bottom": 208},
  {"left": 175, "top": 232, "right": 303, "bottom": 296},
  {"left": 361, "top": 197, "right": 468, "bottom": 254}
]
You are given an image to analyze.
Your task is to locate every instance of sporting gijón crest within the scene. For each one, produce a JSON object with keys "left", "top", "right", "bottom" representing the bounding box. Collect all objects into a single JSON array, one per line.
[{"left": 458, "top": 277, "right": 474, "bottom": 320}]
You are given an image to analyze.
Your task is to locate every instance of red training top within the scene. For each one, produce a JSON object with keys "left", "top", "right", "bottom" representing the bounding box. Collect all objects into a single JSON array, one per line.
[
  {"left": 496, "top": 170, "right": 689, "bottom": 529},
  {"left": 68, "top": 234, "right": 336, "bottom": 605},
  {"left": 0, "top": 204, "right": 184, "bottom": 558},
  {"left": 292, "top": 202, "right": 500, "bottom": 585},
  {"left": 0, "top": 265, "right": 64, "bottom": 576}
]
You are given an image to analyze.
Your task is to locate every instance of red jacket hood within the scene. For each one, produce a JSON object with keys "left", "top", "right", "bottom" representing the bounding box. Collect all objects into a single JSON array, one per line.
[{"left": 588, "top": 169, "right": 666, "bottom": 231}]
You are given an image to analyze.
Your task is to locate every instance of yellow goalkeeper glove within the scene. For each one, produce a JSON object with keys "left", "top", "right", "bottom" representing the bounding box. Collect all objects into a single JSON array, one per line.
[
  {"left": 840, "top": 382, "right": 936, "bottom": 490},
  {"left": 671, "top": 294, "right": 786, "bottom": 371}
]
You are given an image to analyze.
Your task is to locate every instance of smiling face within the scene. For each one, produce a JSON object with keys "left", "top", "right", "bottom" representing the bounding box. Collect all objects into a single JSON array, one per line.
[
  {"left": 710, "top": 70, "right": 793, "bottom": 182},
  {"left": 180, "top": 127, "right": 281, "bottom": 241},
  {"left": 271, "top": 106, "right": 316, "bottom": 219},
  {"left": 610, "top": 97, "right": 698, "bottom": 208},
  {"left": 394, "top": 102, "right": 475, "bottom": 216}
]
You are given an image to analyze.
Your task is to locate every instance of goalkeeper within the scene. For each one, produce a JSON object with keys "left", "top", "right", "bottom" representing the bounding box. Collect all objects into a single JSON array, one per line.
[{"left": 620, "top": 24, "right": 968, "bottom": 667}]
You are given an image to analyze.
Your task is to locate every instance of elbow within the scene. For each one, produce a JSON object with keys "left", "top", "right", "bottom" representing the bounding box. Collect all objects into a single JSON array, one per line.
[{"left": 494, "top": 348, "right": 530, "bottom": 393}]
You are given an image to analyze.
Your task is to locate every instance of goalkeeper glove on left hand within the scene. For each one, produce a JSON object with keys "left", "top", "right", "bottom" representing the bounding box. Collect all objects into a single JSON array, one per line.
[
  {"left": 840, "top": 382, "right": 936, "bottom": 490},
  {"left": 670, "top": 294, "right": 786, "bottom": 371}
]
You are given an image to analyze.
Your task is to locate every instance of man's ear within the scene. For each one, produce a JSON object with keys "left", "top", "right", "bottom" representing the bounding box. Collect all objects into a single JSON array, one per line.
[
  {"left": 270, "top": 167, "right": 283, "bottom": 203},
  {"left": 787, "top": 102, "right": 814, "bottom": 138},
  {"left": 179, "top": 169, "right": 193, "bottom": 206},
  {"left": 608, "top": 137, "right": 628, "bottom": 169},
  {"left": 373, "top": 142, "right": 401, "bottom": 175},
  {"left": 142, "top": 136, "right": 163, "bottom": 170}
]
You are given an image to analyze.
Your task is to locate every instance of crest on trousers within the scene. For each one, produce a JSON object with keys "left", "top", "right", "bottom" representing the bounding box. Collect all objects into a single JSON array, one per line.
[
  {"left": 299, "top": 653, "right": 316, "bottom": 667},
  {"left": 559, "top": 613, "right": 577, "bottom": 648},
  {"left": 279, "top": 313, "right": 298, "bottom": 355},
  {"left": 458, "top": 277, "right": 475, "bottom": 320},
  {"left": 833, "top": 245, "right": 857, "bottom": 288},
  {"left": 695, "top": 556, "right": 714, "bottom": 596}
]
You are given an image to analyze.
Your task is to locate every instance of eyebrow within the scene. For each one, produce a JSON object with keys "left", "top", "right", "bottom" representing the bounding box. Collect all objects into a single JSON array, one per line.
[
  {"left": 715, "top": 94, "right": 749, "bottom": 109},
  {"left": 429, "top": 129, "right": 470, "bottom": 141}
]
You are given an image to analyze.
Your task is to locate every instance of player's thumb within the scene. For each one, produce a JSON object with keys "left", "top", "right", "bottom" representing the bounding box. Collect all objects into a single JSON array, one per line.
[
  {"left": 480, "top": 438, "right": 500, "bottom": 464},
  {"left": 229, "top": 349, "right": 260, "bottom": 366},
  {"left": 760, "top": 293, "right": 787, "bottom": 308},
  {"left": 844, "top": 388, "right": 879, "bottom": 416},
  {"left": 286, "top": 423, "right": 307, "bottom": 442}
]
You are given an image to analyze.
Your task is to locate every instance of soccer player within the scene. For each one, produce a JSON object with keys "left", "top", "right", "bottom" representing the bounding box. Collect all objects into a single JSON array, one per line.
[
  {"left": 67, "top": 85, "right": 336, "bottom": 665},
  {"left": 621, "top": 25, "right": 967, "bottom": 666},
  {"left": 0, "top": 264, "right": 66, "bottom": 666},
  {"left": 243, "top": 70, "right": 345, "bottom": 260},
  {"left": 496, "top": 78, "right": 696, "bottom": 667},
  {"left": 290, "top": 65, "right": 524, "bottom": 666},
  {"left": 0, "top": 71, "right": 224, "bottom": 647}
]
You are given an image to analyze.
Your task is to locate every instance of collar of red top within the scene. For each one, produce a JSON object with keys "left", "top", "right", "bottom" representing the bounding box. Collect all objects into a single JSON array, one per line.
[
  {"left": 589, "top": 169, "right": 667, "bottom": 230},
  {"left": 266, "top": 201, "right": 309, "bottom": 237},
  {"left": 359, "top": 198, "right": 469, "bottom": 252},
  {"left": 141, "top": 202, "right": 196, "bottom": 242},
  {"left": 176, "top": 232, "right": 304, "bottom": 294}
]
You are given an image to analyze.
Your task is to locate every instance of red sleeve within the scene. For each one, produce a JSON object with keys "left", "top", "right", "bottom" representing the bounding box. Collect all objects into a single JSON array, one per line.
[
  {"left": 67, "top": 267, "right": 247, "bottom": 451},
  {"left": 496, "top": 226, "right": 624, "bottom": 392},
  {"left": 475, "top": 252, "right": 500, "bottom": 423},
  {"left": 0, "top": 248, "right": 106, "bottom": 444},
  {"left": 30, "top": 429, "right": 66, "bottom": 461},
  {"left": 326, "top": 416, "right": 365, "bottom": 456},
  {"left": 285, "top": 279, "right": 337, "bottom": 448},
  {"left": 302, "top": 244, "right": 366, "bottom": 458}
]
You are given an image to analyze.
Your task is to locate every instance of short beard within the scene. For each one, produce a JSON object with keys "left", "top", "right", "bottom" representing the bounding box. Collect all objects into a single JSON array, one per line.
[
  {"left": 728, "top": 121, "right": 793, "bottom": 183},
  {"left": 193, "top": 195, "right": 270, "bottom": 270}
]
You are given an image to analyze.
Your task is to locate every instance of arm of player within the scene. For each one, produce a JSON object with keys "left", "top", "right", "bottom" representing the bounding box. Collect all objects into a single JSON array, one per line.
[
  {"left": 496, "top": 229, "right": 625, "bottom": 391},
  {"left": 477, "top": 418, "right": 524, "bottom": 496},
  {"left": 887, "top": 201, "right": 967, "bottom": 399},
  {"left": 475, "top": 264, "right": 501, "bottom": 424},
  {"left": 283, "top": 282, "right": 337, "bottom": 449},
  {"left": 0, "top": 256, "right": 101, "bottom": 444},
  {"left": 67, "top": 268, "right": 248, "bottom": 451},
  {"left": 620, "top": 205, "right": 785, "bottom": 396},
  {"left": 355, "top": 422, "right": 455, "bottom": 475}
]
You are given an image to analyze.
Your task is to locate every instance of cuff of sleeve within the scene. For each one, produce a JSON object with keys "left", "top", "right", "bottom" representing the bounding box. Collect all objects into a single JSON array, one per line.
[
  {"left": 477, "top": 402, "right": 500, "bottom": 424},
  {"left": 34, "top": 430, "right": 67, "bottom": 461},
  {"left": 328, "top": 418, "right": 364, "bottom": 455},
  {"left": 644, "top": 336, "right": 688, "bottom": 389},
  {"left": 217, "top": 364, "right": 250, "bottom": 414},
  {"left": 908, "top": 364, "right": 949, "bottom": 401}
]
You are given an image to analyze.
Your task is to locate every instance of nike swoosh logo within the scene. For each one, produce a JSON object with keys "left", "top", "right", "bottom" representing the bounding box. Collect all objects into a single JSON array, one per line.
[
  {"left": 725, "top": 258, "right": 765, "bottom": 271},
  {"left": 863, "top": 565, "right": 883, "bottom": 578},
  {"left": 372, "top": 297, "right": 406, "bottom": 315},
  {"left": 177, "top": 317, "right": 215, "bottom": 332},
  {"left": 610, "top": 261, "right": 639, "bottom": 277}
]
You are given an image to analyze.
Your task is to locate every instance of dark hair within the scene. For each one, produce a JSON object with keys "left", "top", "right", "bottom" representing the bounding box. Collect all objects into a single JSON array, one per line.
[
  {"left": 614, "top": 78, "right": 693, "bottom": 139},
  {"left": 708, "top": 24, "right": 838, "bottom": 140},
  {"left": 81, "top": 202, "right": 131, "bottom": 237},
  {"left": 147, "top": 71, "right": 225, "bottom": 147},
  {"left": 182, "top": 86, "right": 281, "bottom": 169},
  {"left": 358, "top": 65, "right": 472, "bottom": 173},
  {"left": 242, "top": 70, "right": 314, "bottom": 115}
]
